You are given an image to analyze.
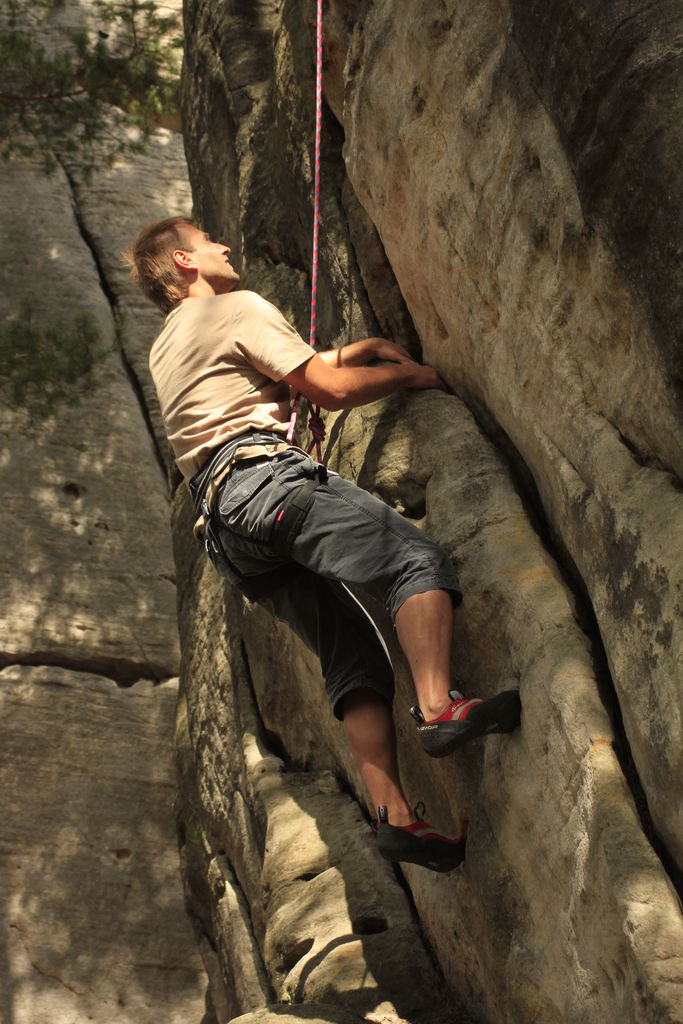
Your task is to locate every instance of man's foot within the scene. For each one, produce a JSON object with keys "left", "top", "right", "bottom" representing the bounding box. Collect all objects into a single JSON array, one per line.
[
  {"left": 410, "top": 689, "right": 521, "bottom": 758},
  {"left": 375, "top": 804, "right": 466, "bottom": 873}
]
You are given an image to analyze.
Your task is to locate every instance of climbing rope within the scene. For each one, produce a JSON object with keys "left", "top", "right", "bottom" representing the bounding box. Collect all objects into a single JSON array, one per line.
[{"left": 287, "top": 0, "right": 325, "bottom": 462}]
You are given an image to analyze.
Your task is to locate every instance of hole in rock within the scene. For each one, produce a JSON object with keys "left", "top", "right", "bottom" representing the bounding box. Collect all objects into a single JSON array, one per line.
[
  {"left": 294, "top": 872, "right": 318, "bottom": 883},
  {"left": 351, "top": 915, "right": 388, "bottom": 935},
  {"left": 398, "top": 495, "right": 426, "bottom": 520},
  {"left": 63, "top": 481, "right": 86, "bottom": 497},
  {"left": 282, "top": 937, "right": 314, "bottom": 973},
  {"left": 114, "top": 848, "right": 131, "bottom": 860}
]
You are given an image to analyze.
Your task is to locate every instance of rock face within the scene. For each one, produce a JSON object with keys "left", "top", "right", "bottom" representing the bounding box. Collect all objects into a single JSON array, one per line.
[
  {"left": 0, "top": 6, "right": 207, "bottom": 1015},
  {"left": 8, "top": 1, "right": 679, "bottom": 1022},
  {"left": 0, "top": 665, "right": 206, "bottom": 1024},
  {"left": 343, "top": 0, "right": 683, "bottom": 872},
  {"left": 0, "top": 156, "right": 180, "bottom": 683},
  {"left": 177, "top": 3, "right": 683, "bottom": 1024},
  {"left": 508, "top": 0, "right": 683, "bottom": 389}
]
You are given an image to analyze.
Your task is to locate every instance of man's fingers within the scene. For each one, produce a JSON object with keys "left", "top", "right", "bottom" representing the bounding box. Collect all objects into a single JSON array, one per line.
[
  {"left": 405, "top": 364, "right": 447, "bottom": 391},
  {"left": 373, "top": 339, "right": 418, "bottom": 364}
]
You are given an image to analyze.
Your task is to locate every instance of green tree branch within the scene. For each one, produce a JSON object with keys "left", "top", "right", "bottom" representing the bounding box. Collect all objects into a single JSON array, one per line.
[{"left": 0, "top": 0, "right": 182, "bottom": 178}]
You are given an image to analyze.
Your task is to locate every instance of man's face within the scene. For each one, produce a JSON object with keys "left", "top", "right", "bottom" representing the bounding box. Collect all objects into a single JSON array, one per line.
[{"left": 178, "top": 225, "right": 240, "bottom": 293}]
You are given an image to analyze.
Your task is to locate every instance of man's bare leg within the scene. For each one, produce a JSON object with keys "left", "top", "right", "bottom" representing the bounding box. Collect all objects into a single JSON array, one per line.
[
  {"left": 394, "top": 589, "right": 453, "bottom": 719},
  {"left": 343, "top": 687, "right": 466, "bottom": 871},
  {"left": 342, "top": 689, "right": 413, "bottom": 825},
  {"left": 395, "top": 588, "right": 521, "bottom": 759},
  {"left": 341, "top": 590, "right": 453, "bottom": 823}
]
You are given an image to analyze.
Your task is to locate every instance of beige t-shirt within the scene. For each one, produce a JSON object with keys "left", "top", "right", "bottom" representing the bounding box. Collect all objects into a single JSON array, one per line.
[{"left": 149, "top": 290, "right": 314, "bottom": 481}]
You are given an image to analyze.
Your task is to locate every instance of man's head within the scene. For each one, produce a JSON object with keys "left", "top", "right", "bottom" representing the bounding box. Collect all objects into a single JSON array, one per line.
[{"left": 124, "top": 217, "right": 240, "bottom": 314}]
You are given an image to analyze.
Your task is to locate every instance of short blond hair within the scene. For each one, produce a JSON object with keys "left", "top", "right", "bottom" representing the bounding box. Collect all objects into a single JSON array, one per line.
[{"left": 123, "top": 216, "right": 196, "bottom": 315}]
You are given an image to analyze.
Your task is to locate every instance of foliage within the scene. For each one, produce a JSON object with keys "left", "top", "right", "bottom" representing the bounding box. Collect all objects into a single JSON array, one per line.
[
  {"left": 0, "top": 0, "right": 182, "bottom": 177},
  {"left": 0, "top": 294, "right": 109, "bottom": 419}
]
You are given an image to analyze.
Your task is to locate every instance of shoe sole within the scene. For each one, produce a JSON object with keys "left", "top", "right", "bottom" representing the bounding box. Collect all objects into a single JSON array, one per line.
[
  {"left": 418, "top": 690, "right": 521, "bottom": 758},
  {"left": 378, "top": 830, "right": 466, "bottom": 873}
]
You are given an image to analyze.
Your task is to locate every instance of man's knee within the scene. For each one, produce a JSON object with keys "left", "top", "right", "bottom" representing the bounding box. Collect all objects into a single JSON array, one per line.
[{"left": 333, "top": 679, "right": 394, "bottom": 722}]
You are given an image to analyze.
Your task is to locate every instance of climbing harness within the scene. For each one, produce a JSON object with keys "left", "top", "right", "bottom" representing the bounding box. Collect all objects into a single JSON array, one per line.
[
  {"left": 190, "top": 430, "right": 327, "bottom": 600},
  {"left": 189, "top": 430, "right": 286, "bottom": 514},
  {"left": 287, "top": 0, "right": 325, "bottom": 461}
]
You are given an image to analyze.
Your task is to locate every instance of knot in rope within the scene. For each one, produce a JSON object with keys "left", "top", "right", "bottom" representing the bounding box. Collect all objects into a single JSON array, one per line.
[{"left": 307, "top": 408, "right": 326, "bottom": 445}]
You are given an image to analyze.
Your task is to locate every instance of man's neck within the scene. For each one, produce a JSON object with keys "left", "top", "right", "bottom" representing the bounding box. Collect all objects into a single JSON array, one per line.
[{"left": 186, "top": 279, "right": 218, "bottom": 299}]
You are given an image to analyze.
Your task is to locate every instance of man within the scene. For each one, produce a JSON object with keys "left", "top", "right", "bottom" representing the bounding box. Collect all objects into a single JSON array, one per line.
[{"left": 125, "top": 216, "right": 521, "bottom": 873}]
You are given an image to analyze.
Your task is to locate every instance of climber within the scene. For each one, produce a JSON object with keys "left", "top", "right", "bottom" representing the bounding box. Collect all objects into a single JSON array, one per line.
[{"left": 124, "top": 216, "right": 522, "bottom": 873}]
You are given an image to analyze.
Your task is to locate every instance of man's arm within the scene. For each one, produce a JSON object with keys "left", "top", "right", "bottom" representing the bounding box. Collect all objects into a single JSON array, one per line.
[
  {"left": 317, "top": 337, "right": 415, "bottom": 368},
  {"left": 284, "top": 349, "right": 445, "bottom": 412}
]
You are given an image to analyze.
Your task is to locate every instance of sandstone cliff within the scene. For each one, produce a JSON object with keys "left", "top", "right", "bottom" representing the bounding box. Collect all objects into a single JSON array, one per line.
[
  {"left": 0, "top": 3, "right": 211, "bottom": 1012},
  {"left": 3, "top": 2, "right": 681, "bottom": 1023},
  {"left": 176, "top": 2, "right": 683, "bottom": 1023}
]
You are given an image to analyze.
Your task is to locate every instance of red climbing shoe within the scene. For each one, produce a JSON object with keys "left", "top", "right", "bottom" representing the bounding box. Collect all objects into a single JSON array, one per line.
[
  {"left": 410, "top": 688, "right": 521, "bottom": 758},
  {"left": 375, "top": 804, "right": 466, "bottom": 873}
]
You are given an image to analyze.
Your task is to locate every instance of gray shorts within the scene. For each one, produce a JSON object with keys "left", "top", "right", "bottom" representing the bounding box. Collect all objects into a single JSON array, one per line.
[{"left": 214, "top": 449, "right": 462, "bottom": 718}]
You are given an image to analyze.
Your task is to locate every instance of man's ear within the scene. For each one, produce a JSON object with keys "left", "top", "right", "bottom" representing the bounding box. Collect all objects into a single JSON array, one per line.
[{"left": 172, "top": 248, "right": 197, "bottom": 272}]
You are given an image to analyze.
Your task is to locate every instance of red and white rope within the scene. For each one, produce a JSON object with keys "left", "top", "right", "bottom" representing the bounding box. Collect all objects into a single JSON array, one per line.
[{"left": 287, "top": 0, "right": 325, "bottom": 461}]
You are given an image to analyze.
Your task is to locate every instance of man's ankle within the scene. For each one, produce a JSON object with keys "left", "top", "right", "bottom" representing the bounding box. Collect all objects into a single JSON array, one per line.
[
  {"left": 423, "top": 697, "right": 453, "bottom": 721},
  {"left": 381, "top": 803, "right": 414, "bottom": 827}
]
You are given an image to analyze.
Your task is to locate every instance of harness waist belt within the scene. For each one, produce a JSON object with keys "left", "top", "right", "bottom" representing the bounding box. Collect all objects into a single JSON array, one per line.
[{"left": 189, "top": 430, "right": 288, "bottom": 515}]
